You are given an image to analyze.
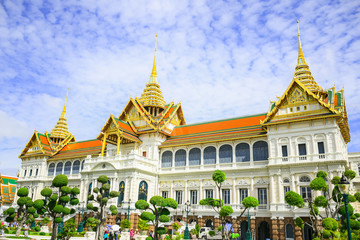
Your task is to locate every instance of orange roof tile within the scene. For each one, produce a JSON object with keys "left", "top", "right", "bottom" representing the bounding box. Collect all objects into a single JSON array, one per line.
[
  {"left": 161, "top": 113, "right": 267, "bottom": 147},
  {"left": 60, "top": 139, "right": 102, "bottom": 151},
  {"left": 171, "top": 114, "right": 266, "bottom": 136}
]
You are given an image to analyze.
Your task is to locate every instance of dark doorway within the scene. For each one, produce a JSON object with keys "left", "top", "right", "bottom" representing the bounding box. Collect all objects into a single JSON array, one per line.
[
  {"left": 205, "top": 219, "right": 213, "bottom": 229},
  {"left": 240, "top": 221, "right": 248, "bottom": 240},
  {"left": 285, "top": 224, "right": 294, "bottom": 239},
  {"left": 258, "top": 221, "right": 270, "bottom": 240},
  {"left": 303, "top": 223, "right": 313, "bottom": 240}
]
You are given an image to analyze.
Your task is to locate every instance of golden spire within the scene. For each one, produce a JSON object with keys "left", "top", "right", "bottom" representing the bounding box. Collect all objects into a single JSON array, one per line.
[
  {"left": 61, "top": 89, "right": 68, "bottom": 118},
  {"left": 297, "top": 20, "right": 305, "bottom": 65},
  {"left": 50, "top": 90, "right": 71, "bottom": 142},
  {"left": 139, "top": 34, "right": 166, "bottom": 112},
  {"left": 150, "top": 34, "right": 158, "bottom": 83},
  {"left": 293, "top": 20, "right": 321, "bottom": 93}
]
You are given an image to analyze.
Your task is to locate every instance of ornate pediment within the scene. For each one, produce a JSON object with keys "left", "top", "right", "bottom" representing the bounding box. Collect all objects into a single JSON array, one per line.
[
  {"left": 174, "top": 181, "right": 184, "bottom": 188},
  {"left": 255, "top": 178, "right": 268, "bottom": 185},
  {"left": 204, "top": 181, "right": 214, "bottom": 187},
  {"left": 237, "top": 179, "right": 249, "bottom": 186},
  {"left": 160, "top": 182, "right": 170, "bottom": 188},
  {"left": 188, "top": 181, "right": 199, "bottom": 187},
  {"left": 289, "top": 87, "right": 306, "bottom": 104}
]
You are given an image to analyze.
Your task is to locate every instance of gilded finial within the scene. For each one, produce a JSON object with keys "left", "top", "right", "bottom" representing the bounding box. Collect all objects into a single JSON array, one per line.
[
  {"left": 61, "top": 88, "right": 69, "bottom": 118},
  {"left": 150, "top": 34, "right": 158, "bottom": 82},
  {"left": 297, "top": 20, "right": 305, "bottom": 62}
]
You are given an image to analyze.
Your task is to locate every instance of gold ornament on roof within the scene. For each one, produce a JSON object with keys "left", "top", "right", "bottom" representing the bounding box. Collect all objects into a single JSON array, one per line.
[
  {"left": 293, "top": 20, "right": 322, "bottom": 93},
  {"left": 139, "top": 34, "right": 166, "bottom": 113},
  {"left": 50, "top": 90, "right": 71, "bottom": 142}
]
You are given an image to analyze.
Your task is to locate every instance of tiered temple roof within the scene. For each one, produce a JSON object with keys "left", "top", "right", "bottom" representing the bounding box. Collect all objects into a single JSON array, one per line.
[{"left": 0, "top": 175, "right": 17, "bottom": 205}]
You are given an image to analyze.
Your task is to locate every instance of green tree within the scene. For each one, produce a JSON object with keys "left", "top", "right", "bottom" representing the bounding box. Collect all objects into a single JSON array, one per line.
[
  {"left": 3, "top": 187, "right": 38, "bottom": 236},
  {"left": 135, "top": 196, "right": 178, "bottom": 240},
  {"left": 33, "top": 174, "right": 80, "bottom": 240},
  {"left": 285, "top": 170, "right": 360, "bottom": 239},
  {"left": 199, "top": 170, "right": 259, "bottom": 240},
  {"left": 86, "top": 175, "right": 120, "bottom": 240},
  {"left": 57, "top": 218, "right": 77, "bottom": 240}
]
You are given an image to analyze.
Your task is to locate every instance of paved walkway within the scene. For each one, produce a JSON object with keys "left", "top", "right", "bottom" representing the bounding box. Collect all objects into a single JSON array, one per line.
[{"left": 0, "top": 234, "right": 87, "bottom": 240}]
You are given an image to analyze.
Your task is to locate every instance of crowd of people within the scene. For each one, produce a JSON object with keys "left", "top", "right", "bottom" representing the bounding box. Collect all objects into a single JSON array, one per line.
[{"left": 104, "top": 227, "right": 154, "bottom": 240}]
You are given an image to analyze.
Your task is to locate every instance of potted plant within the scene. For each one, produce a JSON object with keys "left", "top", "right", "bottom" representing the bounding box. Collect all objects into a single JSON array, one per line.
[
  {"left": 120, "top": 219, "right": 131, "bottom": 232},
  {"left": 138, "top": 219, "right": 149, "bottom": 235}
]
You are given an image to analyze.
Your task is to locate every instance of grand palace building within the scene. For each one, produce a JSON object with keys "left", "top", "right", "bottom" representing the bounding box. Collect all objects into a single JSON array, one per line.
[{"left": 16, "top": 25, "right": 360, "bottom": 240}]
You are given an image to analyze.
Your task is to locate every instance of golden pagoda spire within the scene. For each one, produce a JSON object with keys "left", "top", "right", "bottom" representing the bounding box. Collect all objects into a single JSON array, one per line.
[
  {"left": 50, "top": 90, "right": 71, "bottom": 143},
  {"left": 149, "top": 34, "right": 158, "bottom": 83},
  {"left": 297, "top": 20, "right": 305, "bottom": 65},
  {"left": 139, "top": 34, "right": 166, "bottom": 113},
  {"left": 293, "top": 20, "right": 321, "bottom": 93},
  {"left": 61, "top": 89, "right": 68, "bottom": 118}
]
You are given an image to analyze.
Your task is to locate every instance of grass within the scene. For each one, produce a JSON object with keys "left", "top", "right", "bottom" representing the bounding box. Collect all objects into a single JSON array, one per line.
[{"left": 6, "top": 237, "right": 31, "bottom": 239}]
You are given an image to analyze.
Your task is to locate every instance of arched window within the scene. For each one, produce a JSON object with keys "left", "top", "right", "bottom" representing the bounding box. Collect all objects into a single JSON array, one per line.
[
  {"left": 285, "top": 224, "right": 294, "bottom": 239},
  {"left": 283, "top": 178, "right": 290, "bottom": 183},
  {"left": 300, "top": 176, "right": 311, "bottom": 182},
  {"left": 253, "top": 141, "right": 268, "bottom": 161},
  {"left": 56, "top": 162, "right": 63, "bottom": 175},
  {"left": 48, "top": 163, "right": 55, "bottom": 176},
  {"left": 72, "top": 160, "right": 80, "bottom": 174},
  {"left": 81, "top": 160, "right": 85, "bottom": 171},
  {"left": 161, "top": 151, "right": 173, "bottom": 168},
  {"left": 175, "top": 149, "right": 186, "bottom": 167},
  {"left": 219, "top": 144, "right": 233, "bottom": 164},
  {"left": 64, "top": 161, "right": 71, "bottom": 175},
  {"left": 118, "top": 181, "right": 125, "bottom": 205},
  {"left": 236, "top": 143, "right": 250, "bottom": 162},
  {"left": 204, "top": 146, "right": 216, "bottom": 165},
  {"left": 138, "top": 181, "right": 148, "bottom": 201},
  {"left": 189, "top": 148, "right": 201, "bottom": 166}
]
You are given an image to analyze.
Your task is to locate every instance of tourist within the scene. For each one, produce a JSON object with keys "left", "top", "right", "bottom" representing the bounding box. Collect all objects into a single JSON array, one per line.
[{"left": 130, "top": 229, "right": 134, "bottom": 240}]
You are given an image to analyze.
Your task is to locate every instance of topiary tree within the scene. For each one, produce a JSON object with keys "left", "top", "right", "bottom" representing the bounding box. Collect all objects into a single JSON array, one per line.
[
  {"left": 3, "top": 187, "right": 39, "bottom": 236},
  {"left": 86, "top": 175, "right": 120, "bottom": 240},
  {"left": 199, "top": 170, "right": 259, "bottom": 240},
  {"left": 135, "top": 196, "right": 178, "bottom": 240},
  {"left": 285, "top": 170, "right": 360, "bottom": 239},
  {"left": 33, "top": 174, "right": 80, "bottom": 240},
  {"left": 57, "top": 218, "right": 77, "bottom": 240}
]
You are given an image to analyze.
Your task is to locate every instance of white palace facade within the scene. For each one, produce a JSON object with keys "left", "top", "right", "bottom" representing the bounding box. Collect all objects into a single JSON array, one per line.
[{"left": 16, "top": 27, "right": 360, "bottom": 240}]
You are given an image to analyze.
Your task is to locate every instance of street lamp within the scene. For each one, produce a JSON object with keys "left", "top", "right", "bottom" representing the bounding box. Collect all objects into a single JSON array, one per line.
[
  {"left": 184, "top": 200, "right": 191, "bottom": 239},
  {"left": 127, "top": 199, "right": 131, "bottom": 221},
  {"left": 77, "top": 201, "right": 86, "bottom": 232},
  {"left": 339, "top": 174, "right": 352, "bottom": 240},
  {"left": 245, "top": 208, "right": 252, "bottom": 240}
]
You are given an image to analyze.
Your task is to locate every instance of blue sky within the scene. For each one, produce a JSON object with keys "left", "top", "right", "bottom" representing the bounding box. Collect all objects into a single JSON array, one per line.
[{"left": 1, "top": 0, "right": 360, "bottom": 176}]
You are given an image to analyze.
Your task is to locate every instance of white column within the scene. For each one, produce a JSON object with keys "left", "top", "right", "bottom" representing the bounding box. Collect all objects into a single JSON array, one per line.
[
  {"left": 278, "top": 174, "right": 283, "bottom": 204},
  {"left": 250, "top": 177, "right": 254, "bottom": 197},
  {"left": 232, "top": 178, "right": 236, "bottom": 204},
  {"left": 291, "top": 174, "right": 296, "bottom": 193},
  {"left": 270, "top": 175, "right": 275, "bottom": 203}
]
